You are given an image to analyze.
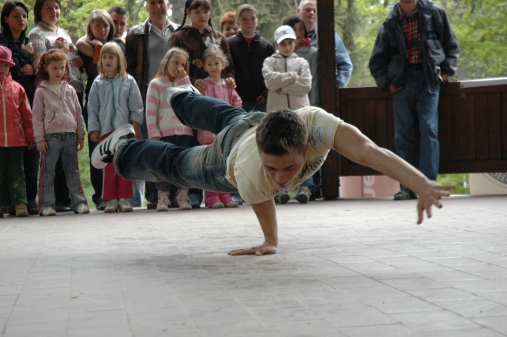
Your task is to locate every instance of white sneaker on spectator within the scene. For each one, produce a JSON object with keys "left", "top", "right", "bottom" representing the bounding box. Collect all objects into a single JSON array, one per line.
[
  {"left": 104, "top": 200, "right": 118, "bottom": 213},
  {"left": 42, "top": 207, "right": 56, "bottom": 216},
  {"left": 118, "top": 199, "right": 133, "bottom": 212},
  {"left": 75, "top": 203, "right": 90, "bottom": 214}
]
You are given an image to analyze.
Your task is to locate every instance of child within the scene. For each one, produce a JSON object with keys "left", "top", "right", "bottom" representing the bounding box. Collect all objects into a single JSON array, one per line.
[
  {"left": 283, "top": 15, "right": 319, "bottom": 108},
  {"left": 0, "top": 46, "right": 34, "bottom": 217},
  {"left": 146, "top": 47, "right": 195, "bottom": 212},
  {"left": 228, "top": 4, "right": 274, "bottom": 113},
  {"left": 200, "top": 45, "right": 241, "bottom": 208},
  {"left": 32, "top": 49, "right": 88, "bottom": 216},
  {"left": 262, "top": 25, "right": 311, "bottom": 113},
  {"left": 169, "top": 0, "right": 236, "bottom": 93},
  {"left": 87, "top": 42, "right": 144, "bottom": 213},
  {"left": 220, "top": 12, "right": 238, "bottom": 39},
  {"left": 263, "top": 25, "right": 312, "bottom": 204}
]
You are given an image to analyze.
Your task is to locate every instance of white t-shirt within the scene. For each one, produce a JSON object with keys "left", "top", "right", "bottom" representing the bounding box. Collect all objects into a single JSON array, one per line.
[{"left": 226, "top": 106, "right": 342, "bottom": 204}]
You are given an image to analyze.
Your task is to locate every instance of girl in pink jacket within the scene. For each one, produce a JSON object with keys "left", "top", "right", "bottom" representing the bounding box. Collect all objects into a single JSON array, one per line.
[
  {"left": 200, "top": 45, "right": 242, "bottom": 208},
  {"left": 32, "top": 50, "right": 88, "bottom": 216},
  {"left": 0, "top": 46, "right": 34, "bottom": 217}
]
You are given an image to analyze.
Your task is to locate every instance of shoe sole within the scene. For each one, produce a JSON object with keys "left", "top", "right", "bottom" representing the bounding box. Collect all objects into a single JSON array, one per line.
[
  {"left": 157, "top": 207, "right": 169, "bottom": 212},
  {"left": 119, "top": 208, "right": 133, "bottom": 212},
  {"left": 104, "top": 208, "right": 117, "bottom": 213},
  {"left": 278, "top": 194, "right": 290, "bottom": 204},
  {"left": 295, "top": 195, "right": 309, "bottom": 204},
  {"left": 92, "top": 124, "right": 134, "bottom": 169}
]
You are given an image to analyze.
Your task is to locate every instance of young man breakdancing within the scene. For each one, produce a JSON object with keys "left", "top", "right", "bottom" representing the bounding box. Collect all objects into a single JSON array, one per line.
[{"left": 92, "top": 86, "right": 454, "bottom": 256}]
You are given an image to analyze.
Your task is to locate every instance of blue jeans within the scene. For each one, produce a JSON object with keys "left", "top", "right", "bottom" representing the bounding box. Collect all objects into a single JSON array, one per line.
[
  {"left": 115, "top": 92, "right": 265, "bottom": 192},
  {"left": 38, "top": 133, "right": 87, "bottom": 211},
  {"left": 156, "top": 135, "right": 193, "bottom": 193},
  {"left": 393, "top": 69, "right": 440, "bottom": 192}
]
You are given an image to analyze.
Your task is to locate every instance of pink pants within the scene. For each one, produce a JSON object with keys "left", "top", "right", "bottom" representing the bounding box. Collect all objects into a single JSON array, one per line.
[{"left": 101, "top": 131, "right": 133, "bottom": 200}]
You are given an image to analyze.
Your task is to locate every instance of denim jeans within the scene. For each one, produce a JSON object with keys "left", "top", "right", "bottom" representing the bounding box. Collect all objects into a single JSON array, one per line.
[
  {"left": 392, "top": 69, "right": 440, "bottom": 192},
  {"left": 115, "top": 92, "right": 265, "bottom": 193},
  {"left": 156, "top": 135, "right": 193, "bottom": 193},
  {"left": 38, "top": 133, "right": 87, "bottom": 212}
]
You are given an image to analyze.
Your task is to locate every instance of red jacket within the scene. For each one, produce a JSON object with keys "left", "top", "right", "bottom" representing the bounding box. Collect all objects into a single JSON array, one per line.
[{"left": 0, "top": 73, "right": 34, "bottom": 147}]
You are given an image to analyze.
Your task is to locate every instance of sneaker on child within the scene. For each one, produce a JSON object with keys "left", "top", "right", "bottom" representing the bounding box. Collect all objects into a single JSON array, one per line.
[
  {"left": 15, "top": 204, "right": 29, "bottom": 217},
  {"left": 205, "top": 191, "right": 224, "bottom": 209},
  {"left": 41, "top": 207, "right": 56, "bottom": 216},
  {"left": 176, "top": 192, "right": 192, "bottom": 210},
  {"left": 117, "top": 199, "right": 133, "bottom": 212},
  {"left": 75, "top": 203, "right": 90, "bottom": 214},
  {"left": 274, "top": 191, "right": 290, "bottom": 204},
  {"left": 104, "top": 200, "right": 118, "bottom": 213},
  {"left": 157, "top": 194, "right": 170, "bottom": 212},
  {"left": 295, "top": 186, "right": 312, "bottom": 204},
  {"left": 219, "top": 194, "right": 238, "bottom": 208}
]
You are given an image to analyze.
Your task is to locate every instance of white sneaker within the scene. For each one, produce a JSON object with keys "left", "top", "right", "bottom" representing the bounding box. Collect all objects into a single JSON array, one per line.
[
  {"left": 165, "top": 85, "right": 201, "bottom": 105},
  {"left": 118, "top": 199, "right": 133, "bottom": 212},
  {"left": 41, "top": 207, "right": 56, "bottom": 216},
  {"left": 91, "top": 124, "right": 135, "bottom": 169},
  {"left": 157, "top": 194, "right": 170, "bottom": 212},
  {"left": 295, "top": 186, "right": 311, "bottom": 204},
  {"left": 104, "top": 200, "right": 118, "bottom": 213},
  {"left": 75, "top": 203, "right": 90, "bottom": 214}
]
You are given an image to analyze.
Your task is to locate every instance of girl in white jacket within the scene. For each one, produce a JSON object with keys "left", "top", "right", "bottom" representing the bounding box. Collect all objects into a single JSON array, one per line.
[{"left": 262, "top": 25, "right": 311, "bottom": 113}]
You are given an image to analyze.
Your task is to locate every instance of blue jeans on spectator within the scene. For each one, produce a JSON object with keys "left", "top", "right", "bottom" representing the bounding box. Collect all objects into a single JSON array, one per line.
[
  {"left": 392, "top": 69, "right": 440, "bottom": 193},
  {"left": 38, "top": 133, "right": 87, "bottom": 212},
  {"left": 115, "top": 92, "right": 264, "bottom": 192}
]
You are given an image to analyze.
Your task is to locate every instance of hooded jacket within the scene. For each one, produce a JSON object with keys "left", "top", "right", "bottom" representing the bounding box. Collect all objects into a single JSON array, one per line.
[
  {"left": 87, "top": 74, "right": 144, "bottom": 137},
  {"left": 0, "top": 73, "right": 34, "bottom": 147},
  {"left": 32, "top": 81, "right": 84, "bottom": 143},
  {"left": 369, "top": 0, "right": 459, "bottom": 93},
  {"left": 168, "top": 25, "right": 235, "bottom": 83},
  {"left": 262, "top": 52, "right": 311, "bottom": 112}
]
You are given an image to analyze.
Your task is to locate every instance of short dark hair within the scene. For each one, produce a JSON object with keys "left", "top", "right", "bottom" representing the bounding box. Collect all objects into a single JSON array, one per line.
[
  {"left": 1, "top": 1, "right": 29, "bottom": 41},
  {"left": 256, "top": 109, "right": 308, "bottom": 156},
  {"left": 108, "top": 6, "right": 127, "bottom": 17},
  {"left": 34, "top": 0, "right": 62, "bottom": 25}
]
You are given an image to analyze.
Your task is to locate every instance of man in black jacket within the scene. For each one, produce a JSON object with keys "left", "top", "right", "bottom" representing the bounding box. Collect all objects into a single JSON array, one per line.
[{"left": 369, "top": 0, "right": 459, "bottom": 200}]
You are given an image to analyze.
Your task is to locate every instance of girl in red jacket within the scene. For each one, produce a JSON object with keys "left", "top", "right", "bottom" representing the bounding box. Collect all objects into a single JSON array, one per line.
[{"left": 0, "top": 46, "right": 34, "bottom": 217}]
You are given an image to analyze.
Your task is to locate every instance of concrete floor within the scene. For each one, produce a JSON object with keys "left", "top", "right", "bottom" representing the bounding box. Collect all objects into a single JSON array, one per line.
[{"left": 0, "top": 195, "right": 506, "bottom": 337}]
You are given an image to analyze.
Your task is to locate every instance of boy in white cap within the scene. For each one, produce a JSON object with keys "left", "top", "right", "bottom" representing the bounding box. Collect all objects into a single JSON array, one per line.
[
  {"left": 262, "top": 25, "right": 313, "bottom": 204},
  {"left": 262, "top": 25, "right": 312, "bottom": 113}
]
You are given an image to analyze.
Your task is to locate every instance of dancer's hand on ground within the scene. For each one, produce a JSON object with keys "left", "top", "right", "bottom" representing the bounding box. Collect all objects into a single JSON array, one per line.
[
  {"left": 228, "top": 241, "right": 277, "bottom": 256},
  {"left": 415, "top": 182, "right": 455, "bottom": 225}
]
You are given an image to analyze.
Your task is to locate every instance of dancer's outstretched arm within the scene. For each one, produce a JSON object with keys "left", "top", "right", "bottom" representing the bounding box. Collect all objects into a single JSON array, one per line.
[{"left": 333, "top": 122, "right": 454, "bottom": 224}]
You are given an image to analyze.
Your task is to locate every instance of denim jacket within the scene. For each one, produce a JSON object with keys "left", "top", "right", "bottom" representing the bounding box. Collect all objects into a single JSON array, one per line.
[
  {"left": 87, "top": 74, "right": 144, "bottom": 137},
  {"left": 369, "top": 0, "right": 459, "bottom": 93}
]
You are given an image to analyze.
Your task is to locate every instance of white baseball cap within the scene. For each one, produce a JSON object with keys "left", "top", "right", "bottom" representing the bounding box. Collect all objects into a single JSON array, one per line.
[{"left": 274, "top": 25, "right": 296, "bottom": 44}]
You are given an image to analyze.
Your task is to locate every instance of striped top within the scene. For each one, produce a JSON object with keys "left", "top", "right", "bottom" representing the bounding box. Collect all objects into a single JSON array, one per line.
[{"left": 145, "top": 76, "right": 194, "bottom": 139}]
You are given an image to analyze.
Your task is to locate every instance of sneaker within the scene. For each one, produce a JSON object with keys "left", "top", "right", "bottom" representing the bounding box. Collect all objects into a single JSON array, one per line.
[
  {"left": 393, "top": 190, "right": 417, "bottom": 200},
  {"left": 91, "top": 124, "right": 135, "bottom": 169},
  {"left": 205, "top": 191, "right": 224, "bottom": 209},
  {"left": 176, "top": 193, "right": 192, "bottom": 210},
  {"left": 75, "top": 203, "right": 90, "bottom": 214},
  {"left": 104, "top": 200, "right": 118, "bottom": 213},
  {"left": 118, "top": 199, "right": 133, "bottom": 212},
  {"left": 15, "top": 204, "right": 28, "bottom": 217},
  {"left": 96, "top": 200, "right": 108, "bottom": 211},
  {"left": 274, "top": 191, "right": 290, "bottom": 204},
  {"left": 188, "top": 192, "right": 202, "bottom": 209},
  {"left": 295, "top": 186, "right": 311, "bottom": 204},
  {"left": 157, "top": 194, "right": 170, "bottom": 212},
  {"left": 41, "top": 207, "right": 56, "bottom": 216},
  {"left": 219, "top": 193, "right": 238, "bottom": 208},
  {"left": 165, "top": 85, "right": 201, "bottom": 105},
  {"left": 231, "top": 193, "right": 244, "bottom": 205}
]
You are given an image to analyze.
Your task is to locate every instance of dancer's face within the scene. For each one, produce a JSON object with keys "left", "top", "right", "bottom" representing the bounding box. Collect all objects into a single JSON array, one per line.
[{"left": 259, "top": 151, "right": 307, "bottom": 188}]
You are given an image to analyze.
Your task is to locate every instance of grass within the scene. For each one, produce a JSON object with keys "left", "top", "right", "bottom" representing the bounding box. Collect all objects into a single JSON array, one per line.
[{"left": 437, "top": 173, "right": 470, "bottom": 194}]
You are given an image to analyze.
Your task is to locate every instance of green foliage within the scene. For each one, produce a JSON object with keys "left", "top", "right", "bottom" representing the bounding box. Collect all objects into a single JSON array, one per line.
[{"left": 437, "top": 174, "right": 470, "bottom": 194}]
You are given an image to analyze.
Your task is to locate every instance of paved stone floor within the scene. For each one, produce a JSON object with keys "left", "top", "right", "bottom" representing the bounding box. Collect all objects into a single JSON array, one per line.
[{"left": 0, "top": 195, "right": 506, "bottom": 337}]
